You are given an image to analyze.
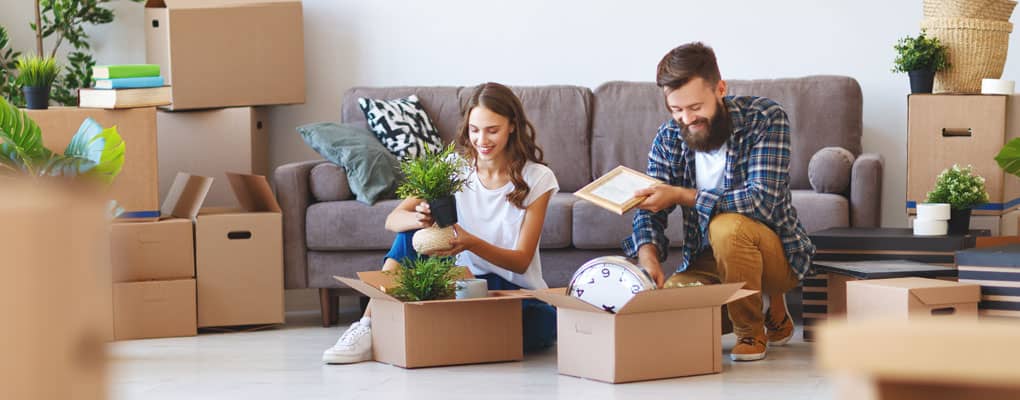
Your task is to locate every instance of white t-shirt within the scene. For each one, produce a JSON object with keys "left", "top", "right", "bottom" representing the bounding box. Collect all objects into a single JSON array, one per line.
[
  {"left": 454, "top": 161, "right": 559, "bottom": 290},
  {"left": 695, "top": 143, "right": 727, "bottom": 190}
]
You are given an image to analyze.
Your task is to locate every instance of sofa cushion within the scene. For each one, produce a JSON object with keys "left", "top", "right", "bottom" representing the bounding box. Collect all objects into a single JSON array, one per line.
[
  {"left": 297, "top": 122, "right": 400, "bottom": 204},
  {"left": 591, "top": 76, "right": 863, "bottom": 191},
  {"left": 343, "top": 87, "right": 464, "bottom": 145},
  {"left": 791, "top": 190, "right": 850, "bottom": 233},
  {"left": 808, "top": 146, "right": 855, "bottom": 194},
  {"left": 309, "top": 163, "right": 352, "bottom": 202},
  {"left": 358, "top": 94, "right": 443, "bottom": 160},
  {"left": 572, "top": 198, "right": 686, "bottom": 249},
  {"left": 306, "top": 199, "right": 402, "bottom": 251},
  {"left": 540, "top": 193, "right": 577, "bottom": 249}
]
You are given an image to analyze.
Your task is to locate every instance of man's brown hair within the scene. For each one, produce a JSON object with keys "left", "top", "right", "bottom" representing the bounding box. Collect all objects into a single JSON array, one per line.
[{"left": 656, "top": 42, "right": 721, "bottom": 91}]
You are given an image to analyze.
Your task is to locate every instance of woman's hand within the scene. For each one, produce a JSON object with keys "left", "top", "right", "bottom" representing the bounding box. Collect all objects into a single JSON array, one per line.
[
  {"left": 414, "top": 201, "right": 435, "bottom": 228},
  {"left": 428, "top": 224, "right": 476, "bottom": 257}
]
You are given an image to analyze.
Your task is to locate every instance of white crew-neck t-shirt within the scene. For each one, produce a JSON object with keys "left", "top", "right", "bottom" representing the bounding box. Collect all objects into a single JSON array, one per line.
[
  {"left": 695, "top": 143, "right": 727, "bottom": 190},
  {"left": 454, "top": 161, "right": 559, "bottom": 290}
]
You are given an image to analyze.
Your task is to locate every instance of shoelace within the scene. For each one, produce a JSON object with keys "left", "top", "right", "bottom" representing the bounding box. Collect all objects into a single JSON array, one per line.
[
  {"left": 337, "top": 324, "right": 368, "bottom": 347},
  {"left": 738, "top": 337, "right": 761, "bottom": 346},
  {"left": 764, "top": 309, "right": 789, "bottom": 330}
]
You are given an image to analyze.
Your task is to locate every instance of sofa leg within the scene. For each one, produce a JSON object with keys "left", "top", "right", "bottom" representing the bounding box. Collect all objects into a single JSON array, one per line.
[{"left": 319, "top": 288, "right": 338, "bottom": 327}]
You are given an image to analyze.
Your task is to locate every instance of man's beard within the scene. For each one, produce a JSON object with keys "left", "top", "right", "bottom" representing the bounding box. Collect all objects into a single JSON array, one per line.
[{"left": 678, "top": 100, "right": 732, "bottom": 152}]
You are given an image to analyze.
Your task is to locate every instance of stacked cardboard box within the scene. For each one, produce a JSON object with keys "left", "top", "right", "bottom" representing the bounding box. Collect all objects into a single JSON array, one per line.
[
  {"left": 846, "top": 277, "right": 980, "bottom": 321},
  {"left": 802, "top": 228, "right": 986, "bottom": 341},
  {"left": 531, "top": 283, "right": 755, "bottom": 383},
  {"left": 906, "top": 94, "right": 1019, "bottom": 216}
]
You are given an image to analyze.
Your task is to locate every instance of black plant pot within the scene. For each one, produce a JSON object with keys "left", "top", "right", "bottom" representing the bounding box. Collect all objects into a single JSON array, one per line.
[
  {"left": 947, "top": 208, "right": 972, "bottom": 235},
  {"left": 22, "top": 85, "right": 51, "bottom": 110},
  {"left": 429, "top": 195, "right": 458, "bottom": 228},
  {"left": 908, "top": 69, "right": 935, "bottom": 94}
]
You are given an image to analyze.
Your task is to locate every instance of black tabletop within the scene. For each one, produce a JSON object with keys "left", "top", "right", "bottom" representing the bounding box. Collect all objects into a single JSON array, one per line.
[
  {"left": 812, "top": 259, "right": 958, "bottom": 279},
  {"left": 810, "top": 228, "right": 989, "bottom": 252}
]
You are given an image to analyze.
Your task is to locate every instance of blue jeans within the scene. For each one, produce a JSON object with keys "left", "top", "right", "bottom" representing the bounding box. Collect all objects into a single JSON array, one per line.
[{"left": 385, "top": 230, "right": 557, "bottom": 353}]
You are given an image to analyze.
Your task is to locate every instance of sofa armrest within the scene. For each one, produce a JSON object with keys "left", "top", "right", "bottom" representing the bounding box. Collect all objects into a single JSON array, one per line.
[
  {"left": 849, "top": 153, "right": 883, "bottom": 228},
  {"left": 274, "top": 159, "right": 329, "bottom": 289}
]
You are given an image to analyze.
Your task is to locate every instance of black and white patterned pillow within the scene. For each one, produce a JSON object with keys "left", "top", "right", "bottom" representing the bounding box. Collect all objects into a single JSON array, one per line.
[{"left": 357, "top": 95, "right": 443, "bottom": 160}]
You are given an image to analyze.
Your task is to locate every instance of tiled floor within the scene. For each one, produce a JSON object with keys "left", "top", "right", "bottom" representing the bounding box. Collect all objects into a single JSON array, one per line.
[{"left": 109, "top": 311, "right": 833, "bottom": 400}]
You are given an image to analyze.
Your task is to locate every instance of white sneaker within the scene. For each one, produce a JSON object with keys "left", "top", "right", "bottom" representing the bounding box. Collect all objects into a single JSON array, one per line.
[{"left": 322, "top": 317, "right": 372, "bottom": 364}]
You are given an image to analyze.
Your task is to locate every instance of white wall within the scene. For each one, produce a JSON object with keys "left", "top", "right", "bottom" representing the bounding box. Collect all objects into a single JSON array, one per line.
[{"left": 3, "top": 0, "right": 1019, "bottom": 229}]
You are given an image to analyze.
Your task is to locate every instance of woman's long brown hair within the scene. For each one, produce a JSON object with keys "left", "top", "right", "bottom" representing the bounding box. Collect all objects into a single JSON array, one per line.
[{"left": 456, "top": 82, "right": 546, "bottom": 209}]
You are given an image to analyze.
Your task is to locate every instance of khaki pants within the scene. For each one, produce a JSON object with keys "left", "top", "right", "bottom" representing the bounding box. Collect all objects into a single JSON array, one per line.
[{"left": 667, "top": 213, "right": 800, "bottom": 338}]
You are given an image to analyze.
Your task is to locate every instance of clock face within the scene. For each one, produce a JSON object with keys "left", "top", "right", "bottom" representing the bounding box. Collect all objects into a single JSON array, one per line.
[{"left": 568, "top": 256, "right": 655, "bottom": 313}]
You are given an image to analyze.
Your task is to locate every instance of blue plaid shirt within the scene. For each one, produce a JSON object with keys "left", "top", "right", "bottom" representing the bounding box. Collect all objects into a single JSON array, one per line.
[{"left": 622, "top": 96, "right": 815, "bottom": 279}]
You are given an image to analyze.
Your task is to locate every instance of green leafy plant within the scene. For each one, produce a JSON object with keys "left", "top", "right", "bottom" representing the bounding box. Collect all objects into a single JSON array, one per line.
[
  {"left": 386, "top": 256, "right": 461, "bottom": 302},
  {"left": 926, "top": 165, "right": 989, "bottom": 210},
  {"left": 995, "top": 138, "right": 1020, "bottom": 179},
  {"left": 0, "top": 26, "right": 22, "bottom": 105},
  {"left": 15, "top": 55, "right": 58, "bottom": 87},
  {"left": 0, "top": 0, "right": 145, "bottom": 106},
  {"left": 396, "top": 143, "right": 470, "bottom": 200},
  {"left": 892, "top": 30, "right": 950, "bottom": 73},
  {"left": 0, "top": 96, "right": 124, "bottom": 183}
]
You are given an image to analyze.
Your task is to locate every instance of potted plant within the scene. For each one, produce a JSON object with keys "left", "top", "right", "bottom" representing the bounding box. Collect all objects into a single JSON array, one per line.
[
  {"left": 892, "top": 30, "right": 950, "bottom": 94},
  {"left": 386, "top": 256, "right": 461, "bottom": 302},
  {"left": 0, "top": 96, "right": 125, "bottom": 184},
  {"left": 925, "top": 164, "right": 989, "bottom": 234},
  {"left": 15, "top": 55, "right": 57, "bottom": 109},
  {"left": 395, "top": 143, "right": 470, "bottom": 253}
]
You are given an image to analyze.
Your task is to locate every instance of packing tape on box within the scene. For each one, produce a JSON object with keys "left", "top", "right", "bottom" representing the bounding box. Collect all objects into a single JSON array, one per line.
[
  {"left": 916, "top": 203, "right": 951, "bottom": 221},
  {"left": 913, "top": 219, "right": 948, "bottom": 236},
  {"left": 981, "top": 79, "right": 1015, "bottom": 95}
]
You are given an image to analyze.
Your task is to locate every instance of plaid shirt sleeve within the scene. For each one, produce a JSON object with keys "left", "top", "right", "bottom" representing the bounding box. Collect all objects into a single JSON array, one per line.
[
  {"left": 623, "top": 124, "right": 678, "bottom": 262},
  {"left": 694, "top": 106, "right": 791, "bottom": 227}
]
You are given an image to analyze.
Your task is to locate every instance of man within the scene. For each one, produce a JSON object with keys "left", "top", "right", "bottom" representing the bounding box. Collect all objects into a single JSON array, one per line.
[{"left": 623, "top": 42, "right": 815, "bottom": 362}]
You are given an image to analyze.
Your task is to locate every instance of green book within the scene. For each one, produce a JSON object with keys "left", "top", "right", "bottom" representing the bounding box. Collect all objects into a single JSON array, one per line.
[{"left": 92, "top": 64, "right": 161, "bottom": 79}]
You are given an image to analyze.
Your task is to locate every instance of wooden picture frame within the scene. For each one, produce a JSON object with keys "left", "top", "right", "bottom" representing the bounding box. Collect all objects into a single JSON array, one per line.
[{"left": 574, "top": 166, "right": 662, "bottom": 215}]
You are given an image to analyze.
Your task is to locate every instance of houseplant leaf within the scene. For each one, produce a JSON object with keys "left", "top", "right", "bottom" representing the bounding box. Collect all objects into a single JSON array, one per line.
[
  {"left": 995, "top": 138, "right": 1020, "bottom": 178},
  {"left": 61, "top": 117, "right": 124, "bottom": 183},
  {"left": 0, "top": 96, "right": 52, "bottom": 174}
]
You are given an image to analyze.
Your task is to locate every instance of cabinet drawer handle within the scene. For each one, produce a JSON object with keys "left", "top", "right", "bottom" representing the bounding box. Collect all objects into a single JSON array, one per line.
[{"left": 942, "top": 128, "right": 972, "bottom": 137}]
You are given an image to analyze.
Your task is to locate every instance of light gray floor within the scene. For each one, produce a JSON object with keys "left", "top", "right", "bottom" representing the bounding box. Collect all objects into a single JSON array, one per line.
[{"left": 110, "top": 311, "right": 833, "bottom": 400}]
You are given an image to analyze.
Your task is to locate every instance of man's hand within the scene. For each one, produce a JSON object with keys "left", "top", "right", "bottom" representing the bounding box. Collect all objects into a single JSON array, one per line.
[
  {"left": 637, "top": 244, "right": 665, "bottom": 288},
  {"left": 634, "top": 184, "right": 697, "bottom": 212}
]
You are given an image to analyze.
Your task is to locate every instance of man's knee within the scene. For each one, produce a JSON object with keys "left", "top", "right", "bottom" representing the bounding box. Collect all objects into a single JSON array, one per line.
[{"left": 708, "top": 213, "right": 755, "bottom": 250}]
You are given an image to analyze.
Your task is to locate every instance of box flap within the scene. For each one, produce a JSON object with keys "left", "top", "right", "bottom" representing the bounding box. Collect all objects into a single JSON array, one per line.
[
  {"left": 911, "top": 285, "right": 982, "bottom": 306},
  {"left": 617, "top": 282, "right": 747, "bottom": 314},
  {"left": 333, "top": 276, "right": 395, "bottom": 302},
  {"left": 160, "top": 172, "right": 213, "bottom": 219},
  {"left": 226, "top": 173, "right": 281, "bottom": 213},
  {"left": 527, "top": 288, "right": 606, "bottom": 313},
  {"left": 151, "top": 0, "right": 298, "bottom": 9}
]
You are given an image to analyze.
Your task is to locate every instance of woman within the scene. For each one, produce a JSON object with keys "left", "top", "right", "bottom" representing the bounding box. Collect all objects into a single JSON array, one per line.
[{"left": 323, "top": 82, "right": 559, "bottom": 364}]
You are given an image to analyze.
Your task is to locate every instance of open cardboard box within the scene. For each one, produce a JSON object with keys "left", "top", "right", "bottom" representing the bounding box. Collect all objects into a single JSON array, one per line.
[
  {"left": 335, "top": 269, "right": 528, "bottom": 368},
  {"left": 530, "top": 283, "right": 756, "bottom": 384}
]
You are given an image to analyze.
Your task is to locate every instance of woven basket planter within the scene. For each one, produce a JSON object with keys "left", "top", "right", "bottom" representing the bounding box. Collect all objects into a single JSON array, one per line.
[
  {"left": 920, "top": 17, "right": 1013, "bottom": 93},
  {"left": 924, "top": 0, "right": 1017, "bottom": 21}
]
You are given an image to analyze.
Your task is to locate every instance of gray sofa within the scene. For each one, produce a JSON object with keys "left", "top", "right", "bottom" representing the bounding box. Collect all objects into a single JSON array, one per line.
[{"left": 274, "top": 76, "right": 883, "bottom": 326}]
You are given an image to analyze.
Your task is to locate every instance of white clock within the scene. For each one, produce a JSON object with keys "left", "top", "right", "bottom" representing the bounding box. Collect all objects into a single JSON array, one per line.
[{"left": 567, "top": 256, "right": 657, "bottom": 313}]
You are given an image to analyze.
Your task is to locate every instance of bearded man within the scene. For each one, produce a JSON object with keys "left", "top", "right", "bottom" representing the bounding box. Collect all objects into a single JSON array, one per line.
[{"left": 623, "top": 42, "right": 815, "bottom": 362}]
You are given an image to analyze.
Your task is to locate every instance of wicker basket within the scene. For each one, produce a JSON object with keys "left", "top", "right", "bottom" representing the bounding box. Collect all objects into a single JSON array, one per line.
[
  {"left": 920, "top": 17, "right": 1013, "bottom": 93},
  {"left": 924, "top": 0, "right": 1017, "bottom": 21}
]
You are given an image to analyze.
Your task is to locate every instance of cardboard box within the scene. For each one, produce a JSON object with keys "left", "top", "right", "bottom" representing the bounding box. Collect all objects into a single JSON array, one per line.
[
  {"left": 530, "top": 283, "right": 755, "bottom": 383},
  {"left": 1, "top": 182, "right": 110, "bottom": 400},
  {"left": 195, "top": 173, "right": 284, "bottom": 327},
  {"left": 906, "top": 94, "right": 1019, "bottom": 216},
  {"left": 144, "top": 0, "right": 305, "bottom": 110},
  {"left": 957, "top": 244, "right": 1020, "bottom": 318},
  {"left": 111, "top": 218, "right": 195, "bottom": 282},
  {"left": 23, "top": 107, "right": 159, "bottom": 218},
  {"left": 335, "top": 270, "right": 526, "bottom": 369},
  {"left": 966, "top": 209, "right": 1020, "bottom": 236},
  {"left": 157, "top": 107, "right": 269, "bottom": 207},
  {"left": 113, "top": 279, "right": 197, "bottom": 340},
  {"left": 847, "top": 277, "right": 980, "bottom": 321},
  {"left": 817, "top": 319, "right": 1020, "bottom": 400}
]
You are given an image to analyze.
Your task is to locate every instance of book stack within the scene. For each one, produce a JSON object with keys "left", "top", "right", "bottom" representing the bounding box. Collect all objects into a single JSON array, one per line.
[{"left": 79, "top": 64, "right": 171, "bottom": 109}]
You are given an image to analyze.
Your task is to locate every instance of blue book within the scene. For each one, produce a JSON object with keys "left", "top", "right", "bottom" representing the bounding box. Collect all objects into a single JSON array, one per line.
[{"left": 93, "top": 76, "right": 165, "bottom": 89}]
